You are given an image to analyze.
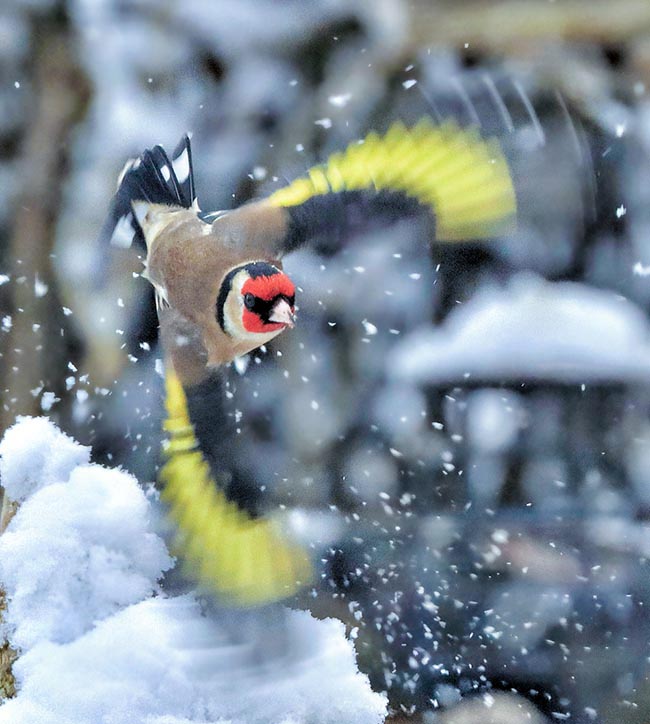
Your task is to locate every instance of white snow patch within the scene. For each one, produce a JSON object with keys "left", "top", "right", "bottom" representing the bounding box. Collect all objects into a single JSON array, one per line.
[
  {"left": 0, "top": 418, "right": 386, "bottom": 724},
  {"left": 0, "top": 417, "right": 90, "bottom": 502},
  {"left": 34, "top": 275, "right": 48, "bottom": 298},
  {"left": 390, "top": 275, "right": 650, "bottom": 384},
  {"left": 233, "top": 355, "right": 250, "bottom": 375},
  {"left": 362, "top": 319, "right": 378, "bottom": 336},
  {"left": 1, "top": 597, "right": 385, "bottom": 724},
  {"left": 39, "top": 391, "right": 59, "bottom": 412},
  {"left": 328, "top": 93, "right": 351, "bottom": 108},
  {"left": 0, "top": 420, "right": 171, "bottom": 650}
]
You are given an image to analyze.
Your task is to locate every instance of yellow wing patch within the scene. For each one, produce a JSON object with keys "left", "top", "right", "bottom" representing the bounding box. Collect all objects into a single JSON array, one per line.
[
  {"left": 160, "top": 370, "right": 312, "bottom": 607},
  {"left": 267, "top": 119, "right": 517, "bottom": 241}
]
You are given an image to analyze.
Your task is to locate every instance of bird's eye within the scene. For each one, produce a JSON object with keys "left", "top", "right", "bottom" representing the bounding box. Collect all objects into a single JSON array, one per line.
[{"left": 244, "top": 292, "right": 256, "bottom": 310}]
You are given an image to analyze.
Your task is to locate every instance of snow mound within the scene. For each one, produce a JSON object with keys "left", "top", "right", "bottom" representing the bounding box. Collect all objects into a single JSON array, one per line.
[
  {"left": 0, "top": 417, "right": 90, "bottom": 502},
  {"left": 390, "top": 275, "right": 650, "bottom": 385},
  {"left": 3, "top": 599, "right": 385, "bottom": 724},
  {"left": 0, "top": 418, "right": 386, "bottom": 724},
  {"left": 0, "top": 462, "right": 173, "bottom": 650}
]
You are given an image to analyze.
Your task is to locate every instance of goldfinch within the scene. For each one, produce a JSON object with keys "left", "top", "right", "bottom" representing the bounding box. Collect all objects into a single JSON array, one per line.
[{"left": 100, "top": 120, "right": 517, "bottom": 606}]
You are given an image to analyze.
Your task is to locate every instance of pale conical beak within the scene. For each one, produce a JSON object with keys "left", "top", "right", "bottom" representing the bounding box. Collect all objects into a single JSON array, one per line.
[{"left": 269, "top": 298, "right": 296, "bottom": 327}]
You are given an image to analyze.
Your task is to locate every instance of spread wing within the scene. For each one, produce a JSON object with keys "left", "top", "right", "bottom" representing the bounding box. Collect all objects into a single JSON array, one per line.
[
  {"left": 113, "top": 119, "right": 516, "bottom": 608},
  {"left": 265, "top": 118, "right": 517, "bottom": 257},
  {"left": 160, "top": 368, "right": 312, "bottom": 607}
]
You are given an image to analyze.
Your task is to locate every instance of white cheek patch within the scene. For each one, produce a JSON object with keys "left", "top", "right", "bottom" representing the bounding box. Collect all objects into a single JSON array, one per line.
[
  {"left": 222, "top": 268, "right": 284, "bottom": 345},
  {"left": 223, "top": 271, "right": 258, "bottom": 341}
]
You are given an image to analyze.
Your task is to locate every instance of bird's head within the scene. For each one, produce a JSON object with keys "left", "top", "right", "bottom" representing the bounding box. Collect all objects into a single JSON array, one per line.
[{"left": 217, "top": 261, "right": 296, "bottom": 345}]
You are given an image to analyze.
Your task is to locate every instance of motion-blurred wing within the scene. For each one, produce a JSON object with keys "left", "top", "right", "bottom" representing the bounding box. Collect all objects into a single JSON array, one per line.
[
  {"left": 267, "top": 118, "right": 517, "bottom": 255},
  {"left": 160, "top": 369, "right": 312, "bottom": 607}
]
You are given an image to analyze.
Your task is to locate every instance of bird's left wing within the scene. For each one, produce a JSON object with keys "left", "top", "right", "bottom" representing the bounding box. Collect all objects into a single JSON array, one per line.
[{"left": 265, "top": 118, "right": 517, "bottom": 256}]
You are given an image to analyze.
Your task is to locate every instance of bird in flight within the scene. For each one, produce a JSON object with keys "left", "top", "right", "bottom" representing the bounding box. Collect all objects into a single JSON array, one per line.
[{"left": 100, "top": 119, "right": 517, "bottom": 607}]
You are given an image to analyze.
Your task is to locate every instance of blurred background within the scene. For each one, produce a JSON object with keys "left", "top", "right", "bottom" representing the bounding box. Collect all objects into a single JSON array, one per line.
[{"left": 3, "top": 0, "right": 650, "bottom": 722}]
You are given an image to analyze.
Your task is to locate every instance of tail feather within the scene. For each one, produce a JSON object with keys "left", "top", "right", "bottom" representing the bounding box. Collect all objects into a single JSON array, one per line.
[{"left": 99, "top": 134, "right": 197, "bottom": 250}]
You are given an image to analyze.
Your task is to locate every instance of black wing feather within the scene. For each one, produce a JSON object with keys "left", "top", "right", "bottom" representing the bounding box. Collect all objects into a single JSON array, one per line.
[
  {"left": 99, "top": 134, "right": 197, "bottom": 250},
  {"left": 184, "top": 370, "right": 265, "bottom": 517},
  {"left": 171, "top": 135, "right": 196, "bottom": 208}
]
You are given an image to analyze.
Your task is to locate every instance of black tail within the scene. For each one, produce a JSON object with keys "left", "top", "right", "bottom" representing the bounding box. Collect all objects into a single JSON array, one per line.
[{"left": 99, "top": 135, "right": 196, "bottom": 250}]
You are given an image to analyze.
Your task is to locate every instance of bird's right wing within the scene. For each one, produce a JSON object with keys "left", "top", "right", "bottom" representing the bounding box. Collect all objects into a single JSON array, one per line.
[
  {"left": 160, "top": 368, "right": 312, "bottom": 607},
  {"left": 266, "top": 118, "right": 517, "bottom": 256}
]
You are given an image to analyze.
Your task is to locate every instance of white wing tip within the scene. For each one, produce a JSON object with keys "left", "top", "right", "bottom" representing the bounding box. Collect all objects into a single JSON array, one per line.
[{"left": 172, "top": 147, "right": 190, "bottom": 183}]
